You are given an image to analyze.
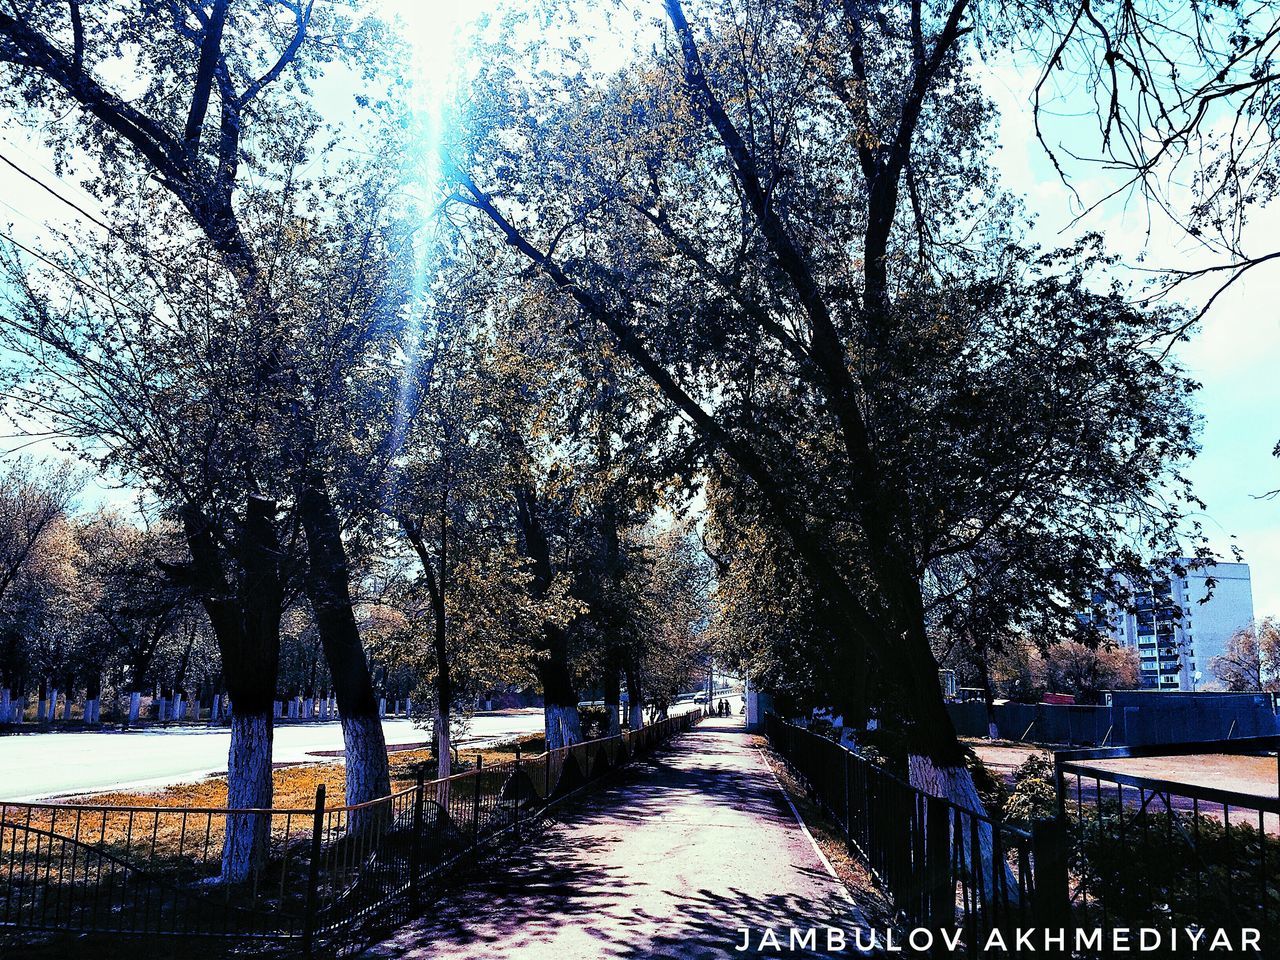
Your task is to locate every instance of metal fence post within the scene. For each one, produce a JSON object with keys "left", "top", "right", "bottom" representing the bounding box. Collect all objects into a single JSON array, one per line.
[
  {"left": 1053, "top": 753, "right": 1067, "bottom": 824},
  {"left": 924, "top": 795, "right": 952, "bottom": 929},
  {"left": 410, "top": 769, "right": 425, "bottom": 904},
  {"left": 513, "top": 744, "right": 523, "bottom": 835},
  {"left": 301, "top": 783, "right": 325, "bottom": 958},
  {"left": 844, "top": 746, "right": 851, "bottom": 835},
  {"left": 472, "top": 756, "right": 483, "bottom": 853},
  {"left": 1031, "top": 817, "right": 1070, "bottom": 930}
]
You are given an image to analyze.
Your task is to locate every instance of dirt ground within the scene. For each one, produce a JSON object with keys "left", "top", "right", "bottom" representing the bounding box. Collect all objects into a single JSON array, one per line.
[{"left": 968, "top": 738, "right": 1280, "bottom": 798}]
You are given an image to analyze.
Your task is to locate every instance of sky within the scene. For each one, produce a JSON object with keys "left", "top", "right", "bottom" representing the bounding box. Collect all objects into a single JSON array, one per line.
[
  {"left": 978, "top": 55, "right": 1280, "bottom": 616},
  {"left": 0, "top": 3, "right": 1276, "bottom": 613}
]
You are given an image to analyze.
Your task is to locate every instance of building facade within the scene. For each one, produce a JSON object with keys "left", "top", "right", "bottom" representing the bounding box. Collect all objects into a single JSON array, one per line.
[{"left": 1099, "top": 560, "right": 1255, "bottom": 691}]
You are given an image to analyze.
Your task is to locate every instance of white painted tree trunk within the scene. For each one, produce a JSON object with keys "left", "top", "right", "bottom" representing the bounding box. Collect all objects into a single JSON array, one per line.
[
  {"left": 629, "top": 701, "right": 644, "bottom": 731},
  {"left": 544, "top": 704, "right": 582, "bottom": 751},
  {"left": 221, "top": 712, "right": 273, "bottom": 884},
  {"left": 606, "top": 703, "right": 622, "bottom": 737},
  {"left": 544, "top": 706, "right": 562, "bottom": 751},
  {"left": 47, "top": 690, "right": 58, "bottom": 722},
  {"left": 211, "top": 694, "right": 221, "bottom": 722},
  {"left": 987, "top": 720, "right": 1000, "bottom": 740},
  {"left": 342, "top": 715, "right": 391, "bottom": 834},
  {"left": 127, "top": 692, "right": 140, "bottom": 726},
  {"left": 61, "top": 694, "right": 72, "bottom": 721},
  {"left": 434, "top": 704, "right": 452, "bottom": 809},
  {"left": 907, "top": 754, "right": 1017, "bottom": 904},
  {"left": 0, "top": 689, "right": 8, "bottom": 723}
]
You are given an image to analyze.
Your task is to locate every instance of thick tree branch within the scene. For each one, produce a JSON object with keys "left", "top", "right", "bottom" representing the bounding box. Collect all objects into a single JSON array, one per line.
[
  {"left": 184, "top": 0, "right": 229, "bottom": 150},
  {"left": 452, "top": 164, "right": 880, "bottom": 642}
]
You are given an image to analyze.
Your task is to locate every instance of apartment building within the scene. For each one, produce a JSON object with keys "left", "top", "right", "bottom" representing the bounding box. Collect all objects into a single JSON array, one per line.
[{"left": 1098, "top": 560, "right": 1255, "bottom": 691}]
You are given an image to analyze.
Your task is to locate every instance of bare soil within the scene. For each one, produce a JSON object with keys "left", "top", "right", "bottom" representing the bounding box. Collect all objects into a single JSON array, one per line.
[{"left": 968, "top": 738, "right": 1280, "bottom": 798}]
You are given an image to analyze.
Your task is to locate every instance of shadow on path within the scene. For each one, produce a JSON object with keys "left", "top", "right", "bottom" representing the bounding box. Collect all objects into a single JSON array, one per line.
[{"left": 364, "top": 723, "right": 872, "bottom": 960}]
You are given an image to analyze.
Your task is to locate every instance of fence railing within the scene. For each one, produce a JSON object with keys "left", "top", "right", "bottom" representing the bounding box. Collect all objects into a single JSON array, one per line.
[
  {"left": 1, "top": 710, "right": 701, "bottom": 955},
  {"left": 765, "top": 715, "right": 1064, "bottom": 956},
  {"left": 768, "top": 717, "right": 1280, "bottom": 957},
  {"left": 1055, "top": 736, "right": 1280, "bottom": 951}
]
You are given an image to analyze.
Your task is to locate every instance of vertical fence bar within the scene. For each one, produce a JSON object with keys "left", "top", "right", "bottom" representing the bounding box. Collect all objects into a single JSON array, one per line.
[
  {"left": 1031, "top": 817, "right": 1068, "bottom": 931},
  {"left": 925, "top": 794, "right": 951, "bottom": 930},
  {"left": 410, "top": 770, "right": 425, "bottom": 905},
  {"left": 301, "top": 784, "right": 326, "bottom": 959},
  {"left": 472, "top": 757, "right": 483, "bottom": 855},
  {"left": 513, "top": 744, "right": 523, "bottom": 836}
]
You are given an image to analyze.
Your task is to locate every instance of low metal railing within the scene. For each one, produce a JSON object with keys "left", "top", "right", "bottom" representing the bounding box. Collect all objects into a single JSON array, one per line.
[
  {"left": 765, "top": 715, "right": 1065, "bottom": 957},
  {"left": 1056, "top": 736, "right": 1280, "bottom": 950},
  {"left": 768, "top": 718, "right": 1280, "bottom": 957},
  {"left": 1, "top": 710, "right": 702, "bottom": 955}
]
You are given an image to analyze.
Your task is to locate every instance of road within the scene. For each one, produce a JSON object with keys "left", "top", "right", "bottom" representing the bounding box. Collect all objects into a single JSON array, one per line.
[
  {"left": 365, "top": 715, "right": 867, "bottom": 960},
  {"left": 0, "top": 709, "right": 545, "bottom": 802}
]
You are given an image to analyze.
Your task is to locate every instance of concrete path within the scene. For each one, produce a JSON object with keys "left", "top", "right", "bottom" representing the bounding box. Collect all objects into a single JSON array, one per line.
[{"left": 365, "top": 717, "right": 869, "bottom": 959}]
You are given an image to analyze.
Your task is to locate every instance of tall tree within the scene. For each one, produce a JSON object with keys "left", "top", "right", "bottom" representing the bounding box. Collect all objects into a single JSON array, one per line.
[
  {"left": 1211, "top": 619, "right": 1280, "bottom": 693},
  {"left": 445, "top": 0, "right": 1205, "bottom": 830},
  {"left": 0, "top": 0, "right": 399, "bottom": 814}
]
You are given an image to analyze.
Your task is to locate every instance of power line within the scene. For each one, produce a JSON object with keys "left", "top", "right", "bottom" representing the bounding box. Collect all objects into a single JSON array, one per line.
[
  {"left": 0, "top": 135, "right": 103, "bottom": 209},
  {"left": 0, "top": 226, "right": 125, "bottom": 310},
  {"left": 0, "top": 148, "right": 187, "bottom": 280},
  {"left": 0, "top": 151, "right": 112, "bottom": 233}
]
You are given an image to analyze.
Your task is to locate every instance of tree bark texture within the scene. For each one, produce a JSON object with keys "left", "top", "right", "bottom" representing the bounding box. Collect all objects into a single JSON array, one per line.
[{"left": 298, "top": 477, "right": 390, "bottom": 811}]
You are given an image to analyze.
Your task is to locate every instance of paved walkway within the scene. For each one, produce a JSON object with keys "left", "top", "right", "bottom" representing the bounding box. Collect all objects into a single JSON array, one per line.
[{"left": 365, "top": 717, "right": 869, "bottom": 959}]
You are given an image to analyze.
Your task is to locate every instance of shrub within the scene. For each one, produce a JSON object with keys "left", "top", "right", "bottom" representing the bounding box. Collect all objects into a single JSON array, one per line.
[
  {"left": 964, "top": 749, "right": 1008, "bottom": 818},
  {"left": 1075, "top": 802, "right": 1280, "bottom": 934},
  {"left": 578, "top": 705, "right": 611, "bottom": 740},
  {"left": 1004, "top": 753, "right": 1057, "bottom": 826}
]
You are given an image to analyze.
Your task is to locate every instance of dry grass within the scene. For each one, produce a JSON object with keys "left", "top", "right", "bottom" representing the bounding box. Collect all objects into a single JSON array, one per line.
[
  {"left": 0, "top": 732, "right": 549, "bottom": 869},
  {"left": 31, "top": 731, "right": 550, "bottom": 813}
]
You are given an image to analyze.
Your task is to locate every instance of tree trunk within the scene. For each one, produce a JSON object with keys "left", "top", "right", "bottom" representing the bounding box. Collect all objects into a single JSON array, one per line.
[
  {"left": 538, "top": 628, "right": 581, "bottom": 750},
  {"left": 434, "top": 702, "right": 451, "bottom": 808},
  {"left": 624, "top": 658, "right": 644, "bottom": 731},
  {"left": 297, "top": 477, "right": 390, "bottom": 813},
  {"left": 180, "top": 498, "right": 282, "bottom": 882},
  {"left": 221, "top": 710, "right": 273, "bottom": 883},
  {"left": 978, "top": 646, "right": 999, "bottom": 740},
  {"left": 885, "top": 580, "right": 1014, "bottom": 903},
  {"left": 602, "top": 659, "right": 622, "bottom": 738}
]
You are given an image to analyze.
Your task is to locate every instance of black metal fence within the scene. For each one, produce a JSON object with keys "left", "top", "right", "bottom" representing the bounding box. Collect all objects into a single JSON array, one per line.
[
  {"left": 765, "top": 715, "right": 1065, "bottom": 957},
  {"left": 768, "top": 716, "right": 1278, "bottom": 956},
  {"left": 1055, "top": 736, "right": 1280, "bottom": 951},
  {"left": 0, "top": 710, "right": 701, "bottom": 955}
]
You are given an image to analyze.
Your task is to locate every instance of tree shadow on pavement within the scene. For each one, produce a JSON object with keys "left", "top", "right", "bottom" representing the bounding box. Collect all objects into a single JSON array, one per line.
[{"left": 362, "top": 730, "right": 873, "bottom": 960}]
